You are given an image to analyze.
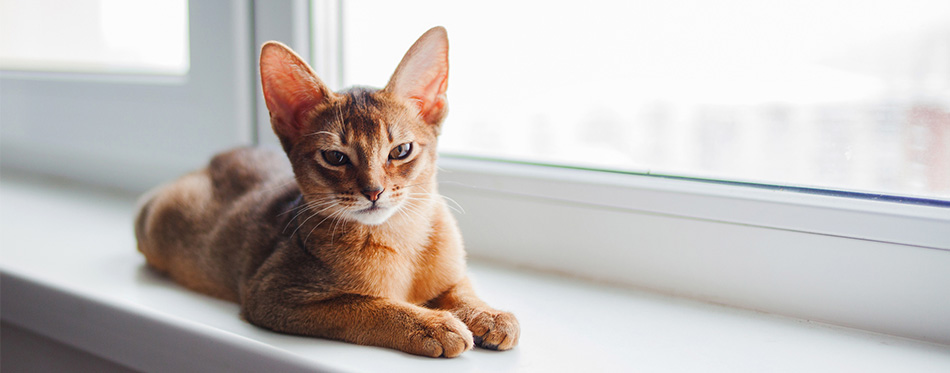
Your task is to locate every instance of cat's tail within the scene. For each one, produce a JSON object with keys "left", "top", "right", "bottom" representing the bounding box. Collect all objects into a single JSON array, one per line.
[
  {"left": 133, "top": 181, "right": 166, "bottom": 258},
  {"left": 134, "top": 193, "right": 154, "bottom": 250}
]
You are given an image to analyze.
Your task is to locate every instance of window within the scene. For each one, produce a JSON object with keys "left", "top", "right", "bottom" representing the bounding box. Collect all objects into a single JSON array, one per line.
[
  {"left": 339, "top": 0, "right": 950, "bottom": 201},
  {"left": 0, "top": 0, "right": 946, "bottom": 345},
  {"left": 0, "top": 0, "right": 189, "bottom": 75},
  {"left": 1, "top": 0, "right": 253, "bottom": 192}
]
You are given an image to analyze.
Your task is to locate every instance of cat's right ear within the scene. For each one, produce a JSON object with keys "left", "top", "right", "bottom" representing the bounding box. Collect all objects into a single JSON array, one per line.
[
  {"left": 260, "top": 42, "right": 334, "bottom": 147},
  {"left": 384, "top": 26, "right": 449, "bottom": 127}
]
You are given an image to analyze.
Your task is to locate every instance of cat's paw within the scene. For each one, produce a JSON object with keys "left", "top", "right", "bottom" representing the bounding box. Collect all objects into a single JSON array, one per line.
[
  {"left": 406, "top": 311, "right": 473, "bottom": 358},
  {"left": 467, "top": 309, "right": 520, "bottom": 350}
]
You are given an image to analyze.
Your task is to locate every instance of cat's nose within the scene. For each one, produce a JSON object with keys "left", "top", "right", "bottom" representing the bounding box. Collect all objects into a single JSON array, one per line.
[{"left": 362, "top": 187, "right": 384, "bottom": 202}]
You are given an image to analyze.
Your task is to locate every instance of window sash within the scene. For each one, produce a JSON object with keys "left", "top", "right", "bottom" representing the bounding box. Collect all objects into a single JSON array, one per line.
[
  {"left": 437, "top": 156, "right": 950, "bottom": 344},
  {"left": 0, "top": 0, "right": 255, "bottom": 192}
]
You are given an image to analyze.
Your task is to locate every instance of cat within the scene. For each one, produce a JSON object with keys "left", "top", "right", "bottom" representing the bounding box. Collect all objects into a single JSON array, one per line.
[{"left": 134, "top": 26, "right": 519, "bottom": 358}]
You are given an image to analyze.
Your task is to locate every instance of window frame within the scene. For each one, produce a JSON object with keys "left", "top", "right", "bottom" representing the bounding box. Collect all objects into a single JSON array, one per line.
[
  {"left": 436, "top": 156, "right": 950, "bottom": 344},
  {"left": 0, "top": 0, "right": 255, "bottom": 192}
]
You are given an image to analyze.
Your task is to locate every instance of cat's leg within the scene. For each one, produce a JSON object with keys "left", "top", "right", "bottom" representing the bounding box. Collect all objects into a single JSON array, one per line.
[
  {"left": 426, "top": 277, "right": 520, "bottom": 350},
  {"left": 241, "top": 292, "right": 473, "bottom": 357}
]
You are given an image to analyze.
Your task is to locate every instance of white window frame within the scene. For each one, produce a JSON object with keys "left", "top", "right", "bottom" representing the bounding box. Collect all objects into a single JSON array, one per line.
[
  {"left": 3, "top": 0, "right": 945, "bottom": 346},
  {"left": 436, "top": 157, "right": 950, "bottom": 344},
  {"left": 1, "top": 0, "right": 255, "bottom": 192}
]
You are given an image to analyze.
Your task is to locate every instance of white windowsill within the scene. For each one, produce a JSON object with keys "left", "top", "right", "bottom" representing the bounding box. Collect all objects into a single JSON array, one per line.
[{"left": 1, "top": 175, "right": 948, "bottom": 372}]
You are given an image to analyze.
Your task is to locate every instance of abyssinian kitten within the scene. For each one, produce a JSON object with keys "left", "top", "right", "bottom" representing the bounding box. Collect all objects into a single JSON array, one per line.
[{"left": 134, "top": 27, "right": 519, "bottom": 357}]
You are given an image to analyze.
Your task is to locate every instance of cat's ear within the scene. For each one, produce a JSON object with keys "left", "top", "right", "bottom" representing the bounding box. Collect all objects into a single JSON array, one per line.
[
  {"left": 384, "top": 26, "right": 449, "bottom": 126},
  {"left": 260, "top": 41, "right": 334, "bottom": 146}
]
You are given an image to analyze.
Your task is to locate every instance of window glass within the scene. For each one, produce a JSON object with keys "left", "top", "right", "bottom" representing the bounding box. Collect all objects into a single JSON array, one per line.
[
  {"left": 0, "top": 0, "right": 189, "bottom": 75},
  {"left": 338, "top": 0, "right": 950, "bottom": 200}
]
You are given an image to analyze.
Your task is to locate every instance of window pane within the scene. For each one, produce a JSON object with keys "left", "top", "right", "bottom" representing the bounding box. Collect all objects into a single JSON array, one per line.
[
  {"left": 0, "top": 0, "right": 189, "bottom": 75},
  {"left": 337, "top": 0, "right": 950, "bottom": 200}
]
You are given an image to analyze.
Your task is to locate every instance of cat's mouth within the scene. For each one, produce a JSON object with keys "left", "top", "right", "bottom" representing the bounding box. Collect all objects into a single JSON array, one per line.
[
  {"left": 358, "top": 205, "right": 384, "bottom": 214},
  {"left": 350, "top": 204, "right": 397, "bottom": 226}
]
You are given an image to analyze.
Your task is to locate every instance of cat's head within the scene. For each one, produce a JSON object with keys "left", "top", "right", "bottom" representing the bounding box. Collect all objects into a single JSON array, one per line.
[{"left": 259, "top": 27, "right": 449, "bottom": 226}]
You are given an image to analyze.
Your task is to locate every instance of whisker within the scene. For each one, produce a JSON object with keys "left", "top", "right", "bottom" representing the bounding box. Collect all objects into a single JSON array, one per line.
[
  {"left": 396, "top": 205, "right": 411, "bottom": 222},
  {"left": 405, "top": 192, "right": 465, "bottom": 214},
  {"left": 438, "top": 195, "right": 466, "bottom": 214},
  {"left": 304, "top": 130, "right": 340, "bottom": 138},
  {"left": 402, "top": 182, "right": 434, "bottom": 190},
  {"left": 400, "top": 199, "right": 429, "bottom": 222},
  {"left": 436, "top": 180, "right": 475, "bottom": 188},
  {"left": 305, "top": 207, "right": 345, "bottom": 245},
  {"left": 281, "top": 199, "right": 336, "bottom": 232},
  {"left": 336, "top": 107, "right": 346, "bottom": 134},
  {"left": 282, "top": 200, "right": 319, "bottom": 232},
  {"left": 262, "top": 178, "right": 298, "bottom": 193},
  {"left": 329, "top": 209, "right": 351, "bottom": 247},
  {"left": 289, "top": 204, "right": 337, "bottom": 238},
  {"left": 310, "top": 207, "right": 344, "bottom": 235},
  {"left": 280, "top": 198, "right": 335, "bottom": 217}
]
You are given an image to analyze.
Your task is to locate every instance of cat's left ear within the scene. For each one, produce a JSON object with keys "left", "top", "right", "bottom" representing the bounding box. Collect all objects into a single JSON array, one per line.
[
  {"left": 260, "top": 41, "right": 335, "bottom": 149},
  {"left": 384, "top": 26, "right": 449, "bottom": 126}
]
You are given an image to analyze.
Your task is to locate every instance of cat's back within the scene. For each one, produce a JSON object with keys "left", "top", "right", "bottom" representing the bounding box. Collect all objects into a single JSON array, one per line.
[
  {"left": 206, "top": 146, "right": 293, "bottom": 200},
  {"left": 136, "top": 147, "right": 292, "bottom": 240},
  {"left": 135, "top": 146, "right": 295, "bottom": 301}
]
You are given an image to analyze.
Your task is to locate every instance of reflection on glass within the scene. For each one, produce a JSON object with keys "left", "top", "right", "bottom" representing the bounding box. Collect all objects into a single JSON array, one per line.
[
  {"left": 339, "top": 0, "right": 949, "bottom": 200},
  {"left": 0, "top": 0, "right": 189, "bottom": 75}
]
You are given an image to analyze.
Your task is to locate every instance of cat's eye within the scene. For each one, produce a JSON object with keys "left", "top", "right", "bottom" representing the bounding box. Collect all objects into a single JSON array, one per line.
[
  {"left": 389, "top": 143, "right": 413, "bottom": 160},
  {"left": 322, "top": 150, "right": 349, "bottom": 166}
]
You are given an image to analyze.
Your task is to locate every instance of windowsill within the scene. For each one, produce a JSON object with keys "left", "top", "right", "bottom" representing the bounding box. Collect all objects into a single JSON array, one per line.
[{"left": 2, "top": 175, "right": 948, "bottom": 372}]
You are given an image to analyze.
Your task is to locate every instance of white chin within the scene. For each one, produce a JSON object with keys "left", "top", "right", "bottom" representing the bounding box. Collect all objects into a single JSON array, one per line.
[{"left": 351, "top": 207, "right": 397, "bottom": 226}]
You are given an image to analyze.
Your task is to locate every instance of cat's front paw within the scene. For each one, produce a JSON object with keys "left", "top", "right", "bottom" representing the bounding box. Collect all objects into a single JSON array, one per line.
[
  {"left": 467, "top": 309, "right": 520, "bottom": 350},
  {"left": 405, "top": 311, "right": 473, "bottom": 358}
]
